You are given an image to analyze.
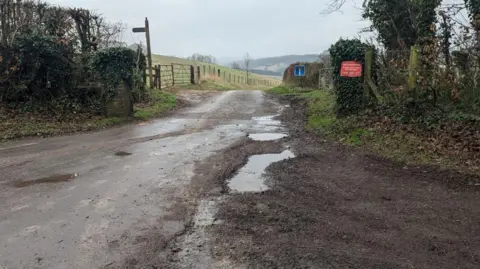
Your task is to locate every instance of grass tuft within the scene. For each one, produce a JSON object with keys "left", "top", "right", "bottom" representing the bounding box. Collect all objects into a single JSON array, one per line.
[{"left": 134, "top": 90, "right": 176, "bottom": 120}]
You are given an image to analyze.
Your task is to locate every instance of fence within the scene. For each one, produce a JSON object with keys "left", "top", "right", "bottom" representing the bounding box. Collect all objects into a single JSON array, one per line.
[{"left": 151, "top": 63, "right": 281, "bottom": 89}]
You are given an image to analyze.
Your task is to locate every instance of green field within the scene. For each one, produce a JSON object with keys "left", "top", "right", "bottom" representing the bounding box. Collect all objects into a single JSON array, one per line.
[{"left": 149, "top": 54, "right": 281, "bottom": 88}]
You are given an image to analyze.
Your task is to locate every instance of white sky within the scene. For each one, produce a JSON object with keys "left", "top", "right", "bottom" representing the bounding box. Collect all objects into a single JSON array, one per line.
[{"left": 48, "top": 0, "right": 467, "bottom": 59}]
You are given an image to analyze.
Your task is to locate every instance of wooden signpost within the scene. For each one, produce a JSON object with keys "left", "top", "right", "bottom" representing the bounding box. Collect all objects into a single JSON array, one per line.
[{"left": 132, "top": 18, "right": 153, "bottom": 88}]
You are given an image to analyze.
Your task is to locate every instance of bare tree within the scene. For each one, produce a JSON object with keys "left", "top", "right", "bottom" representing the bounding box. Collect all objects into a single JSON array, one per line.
[
  {"left": 243, "top": 53, "right": 251, "bottom": 85},
  {"left": 231, "top": 62, "right": 241, "bottom": 70},
  {"left": 186, "top": 53, "right": 216, "bottom": 64},
  {"left": 321, "top": 0, "right": 347, "bottom": 15}
]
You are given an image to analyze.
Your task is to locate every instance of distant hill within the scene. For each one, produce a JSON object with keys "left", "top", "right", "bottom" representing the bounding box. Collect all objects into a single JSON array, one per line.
[
  {"left": 249, "top": 54, "right": 322, "bottom": 75},
  {"left": 249, "top": 69, "right": 283, "bottom": 77}
]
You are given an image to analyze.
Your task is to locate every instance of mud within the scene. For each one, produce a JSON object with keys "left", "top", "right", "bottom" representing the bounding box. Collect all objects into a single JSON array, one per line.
[
  {"left": 13, "top": 173, "right": 78, "bottom": 188},
  {"left": 0, "top": 90, "right": 288, "bottom": 269},
  {"left": 5, "top": 90, "right": 477, "bottom": 269},
  {"left": 114, "top": 139, "right": 284, "bottom": 269},
  {"left": 186, "top": 96, "right": 480, "bottom": 269},
  {"left": 114, "top": 151, "right": 132, "bottom": 156}
]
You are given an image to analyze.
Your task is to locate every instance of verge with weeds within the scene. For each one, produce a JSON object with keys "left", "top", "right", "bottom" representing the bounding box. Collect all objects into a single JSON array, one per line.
[
  {"left": 0, "top": 90, "right": 176, "bottom": 141},
  {"left": 268, "top": 85, "right": 480, "bottom": 173}
]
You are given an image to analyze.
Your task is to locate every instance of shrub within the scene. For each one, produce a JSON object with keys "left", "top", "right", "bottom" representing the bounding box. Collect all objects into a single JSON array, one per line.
[
  {"left": 329, "top": 38, "right": 375, "bottom": 115},
  {"left": 89, "top": 47, "right": 147, "bottom": 104},
  {"left": 0, "top": 27, "right": 74, "bottom": 105}
]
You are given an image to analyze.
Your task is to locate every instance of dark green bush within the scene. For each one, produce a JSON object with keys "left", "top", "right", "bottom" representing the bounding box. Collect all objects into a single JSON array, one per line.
[
  {"left": 0, "top": 27, "right": 74, "bottom": 105},
  {"left": 90, "top": 47, "right": 147, "bottom": 103},
  {"left": 329, "top": 38, "right": 375, "bottom": 115}
]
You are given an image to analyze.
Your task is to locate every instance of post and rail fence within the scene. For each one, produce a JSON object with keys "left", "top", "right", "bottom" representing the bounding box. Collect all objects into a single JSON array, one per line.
[{"left": 150, "top": 63, "right": 281, "bottom": 89}]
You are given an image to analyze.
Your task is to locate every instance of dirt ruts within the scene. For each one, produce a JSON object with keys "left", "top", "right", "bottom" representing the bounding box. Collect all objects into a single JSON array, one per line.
[{"left": 200, "top": 97, "right": 480, "bottom": 269}]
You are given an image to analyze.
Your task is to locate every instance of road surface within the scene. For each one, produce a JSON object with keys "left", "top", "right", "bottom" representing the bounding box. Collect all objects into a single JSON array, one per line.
[
  {"left": 2, "top": 90, "right": 479, "bottom": 269},
  {"left": 0, "top": 90, "right": 285, "bottom": 269}
]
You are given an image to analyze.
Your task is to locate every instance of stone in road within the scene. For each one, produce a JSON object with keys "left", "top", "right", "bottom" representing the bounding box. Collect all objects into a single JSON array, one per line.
[{"left": 0, "top": 90, "right": 284, "bottom": 269}]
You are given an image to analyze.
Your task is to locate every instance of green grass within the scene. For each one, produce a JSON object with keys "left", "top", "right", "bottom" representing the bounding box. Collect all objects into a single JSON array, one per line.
[
  {"left": 134, "top": 90, "right": 176, "bottom": 120},
  {"left": 0, "top": 90, "right": 177, "bottom": 141},
  {"left": 150, "top": 54, "right": 281, "bottom": 89},
  {"left": 267, "top": 85, "right": 456, "bottom": 169},
  {"left": 0, "top": 114, "right": 127, "bottom": 141}
]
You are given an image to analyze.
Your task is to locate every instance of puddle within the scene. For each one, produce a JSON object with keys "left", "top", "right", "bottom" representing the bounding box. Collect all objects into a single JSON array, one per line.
[
  {"left": 115, "top": 151, "right": 132, "bottom": 156},
  {"left": 228, "top": 150, "right": 295, "bottom": 192},
  {"left": 248, "top": 133, "right": 288, "bottom": 141},
  {"left": 252, "top": 115, "right": 282, "bottom": 126},
  {"left": 14, "top": 174, "right": 78, "bottom": 188}
]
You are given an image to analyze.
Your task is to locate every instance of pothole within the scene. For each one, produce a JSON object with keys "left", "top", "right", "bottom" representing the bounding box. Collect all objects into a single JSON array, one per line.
[
  {"left": 227, "top": 150, "right": 295, "bottom": 192},
  {"left": 252, "top": 115, "right": 281, "bottom": 126},
  {"left": 13, "top": 173, "right": 78, "bottom": 188},
  {"left": 248, "top": 133, "right": 288, "bottom": 141},
  {"left": 115, "top": 151, "right": 132, "bottom": 156}
]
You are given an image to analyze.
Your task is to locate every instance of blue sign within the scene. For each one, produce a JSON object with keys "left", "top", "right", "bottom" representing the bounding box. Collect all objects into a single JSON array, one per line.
[{"left": 294, "top": 65, "right": 306, "bottom": 77}]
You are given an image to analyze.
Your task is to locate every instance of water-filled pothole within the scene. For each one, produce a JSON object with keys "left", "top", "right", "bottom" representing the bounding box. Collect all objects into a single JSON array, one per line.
[
  {"left": 14, "top": 173, "right": 78, "bottom": 188},
  {"left": 248, "top": 133, "right": 288, "bottom": 141},
  {"left": 252, "top": 115, "right": 281, "bottom": 126},
  {"left": 228, "top": 150, "right": 295, "bottom": 192},
  {"left": 115, "top": 151, "right": 132, "bottom": 156}
]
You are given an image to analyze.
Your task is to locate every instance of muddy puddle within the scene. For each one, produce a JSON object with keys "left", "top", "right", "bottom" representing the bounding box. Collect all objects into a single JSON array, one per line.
[
  {"left": 13, "top": 173, "right": 78, "bottom": 188},
  {"left": 248, "top": 133, "right": 288, "bottom": 141},
  {"left": 252, "top": 115, "right": 281, "bottom": 126},
  {"left": 115, "top": 151, "right": 132, "bottom": 156},
  {"left": 227, "top": 150, "right": 295, "bottom": 192}
]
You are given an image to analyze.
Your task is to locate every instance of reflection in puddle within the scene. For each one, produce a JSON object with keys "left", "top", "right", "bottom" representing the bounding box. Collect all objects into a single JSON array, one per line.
[
  {"left": 228, "top": 150, "right": 295, "bottom": 192},
  {"left": 248, "top": 133, "right": 288, "bottom": 141},
  {"left": 14, "top": 174, "right": 78, "bottom": 188},
  {"left": 252, "top": 115, "right": 281, "bottom": 126}
]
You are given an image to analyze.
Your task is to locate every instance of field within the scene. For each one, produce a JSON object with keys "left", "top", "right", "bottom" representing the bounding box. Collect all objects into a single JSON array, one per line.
[{"left": 149, "top": 54, "right": 282, "bottom": 88}]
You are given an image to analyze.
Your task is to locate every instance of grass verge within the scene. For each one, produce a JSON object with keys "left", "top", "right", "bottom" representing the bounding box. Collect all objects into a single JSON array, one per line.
[
  {"left": 134, "top": 90, "right": 176, "bottom": 120},
  {"left": 0, "top": 90, "right": 176, "bottom": 141},
  {"left": 268, "top": 85, "right": 480, "bottom": 173}
]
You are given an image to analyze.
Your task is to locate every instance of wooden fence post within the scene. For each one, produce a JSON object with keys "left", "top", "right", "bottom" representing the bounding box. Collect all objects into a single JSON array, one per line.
[
  {"left": 155, "top": 65, "right": 162, "bottom": 89},
  {"left": 171, "top": 65, "right": 175, "bottom": 86},
  {"left": 158, "top": 65, "right": 162, "bottom": 89},
  {"left": 217, "top": 69, "right": 220, "bottom": 77},
  {"left": 190, "top": 65, "right": 195, "bottom": 84},
  {"left": 408, "top": 45, "right": 419, "bottom": 98},
  {"left": 153, "top": 65, "right": 158, "bottom": 89},
  {"left": 364, "top": 48, "right": 372, "bottom": 103},
  {"left": 203, "top": 65, "right": 206, "bottom": 76},
  {"left": 228, "top": 73, "right": 231, "bottom": 83},
  {"left": 364, "top": 47, "right": 380, "bottom": 104},
  {"left": 197, "top": 66, "right": 201, "bottom": 83}
]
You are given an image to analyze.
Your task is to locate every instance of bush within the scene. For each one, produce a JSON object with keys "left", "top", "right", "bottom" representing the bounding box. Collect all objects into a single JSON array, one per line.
[
  {"left": 0, "top": 27, "right": 74, "bottom": 105},
  {"left": 329, "top": 38, "right": 375, "bottom": 115},
  {"left": 89, "top": 47, "right": 147, "bottom": 104}
]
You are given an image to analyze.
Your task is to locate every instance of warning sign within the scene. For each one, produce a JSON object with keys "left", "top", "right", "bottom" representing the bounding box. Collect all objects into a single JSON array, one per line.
[{"left": 340, "top": 61, "right": 362, "bottom": 77}]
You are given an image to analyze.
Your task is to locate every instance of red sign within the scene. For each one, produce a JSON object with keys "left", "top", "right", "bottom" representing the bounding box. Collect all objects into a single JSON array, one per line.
[{"left": 340, "top": 61, "right": 362, "bottom": 77}]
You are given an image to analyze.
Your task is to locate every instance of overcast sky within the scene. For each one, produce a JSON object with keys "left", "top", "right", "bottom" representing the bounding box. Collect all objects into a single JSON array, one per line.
[{"left": 47, "top": 0, "right": 372, "bottom": 59}]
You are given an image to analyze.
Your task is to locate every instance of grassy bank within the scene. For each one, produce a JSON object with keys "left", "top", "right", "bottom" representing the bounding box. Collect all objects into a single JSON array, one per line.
[
  {"left": 268, "top": 85, "right": 480, "bottom": 174},
  {"left": 0, "top": 90, "right": 176, "bottom": 141}
]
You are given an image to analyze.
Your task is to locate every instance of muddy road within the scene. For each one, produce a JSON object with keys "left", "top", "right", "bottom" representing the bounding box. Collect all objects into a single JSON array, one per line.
[
  {"left": 0, "top": 90, "right": 286, "bottom": 268},
  {"left": 1, "top": 90, "right": 479, "bottom": 269}
]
